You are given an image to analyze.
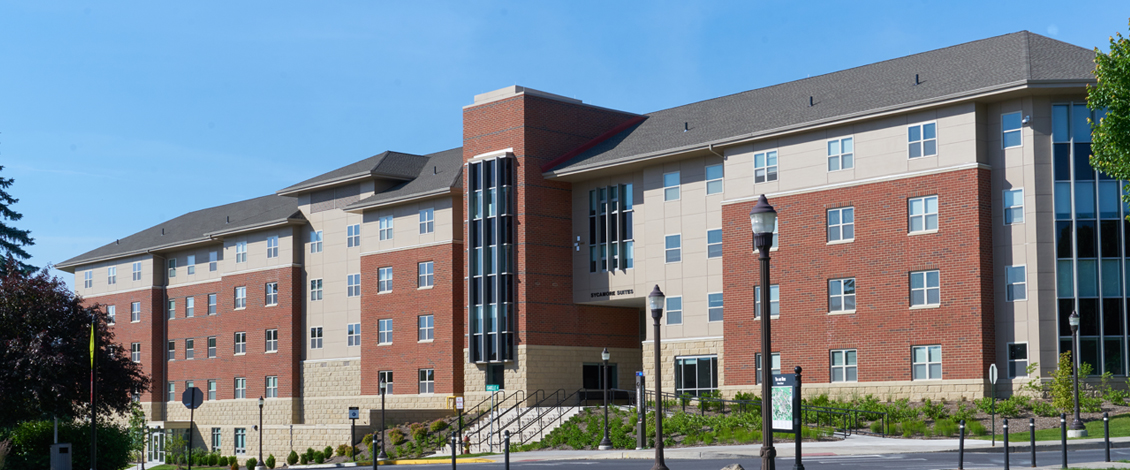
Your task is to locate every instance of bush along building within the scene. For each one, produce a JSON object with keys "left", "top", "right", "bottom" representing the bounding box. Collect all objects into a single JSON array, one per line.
[{"left": 58, "top": 31, "right": 1111, "bottom": 461}]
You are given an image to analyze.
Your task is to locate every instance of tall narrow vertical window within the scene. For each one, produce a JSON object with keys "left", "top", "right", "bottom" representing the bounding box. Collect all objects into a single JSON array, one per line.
[
  {"left": 107, "top": 266, "right": 117, "bottom": 285},
  {"left": 131, "top": 302, "right": 141, "bottom": 322},
  {"left": 1002, "top": 112, "right": 1023, "bottom": 148},
  {"left": 133, "top": 262, "right": 142, "bottom": 280},
  {"left": 234, "top": 332, "right": 246, "bottom": 354},
  {"left": 235, "top": 241, "right": 247, "bottom": 263},
  {"left": 663, "top": 172, "right": 680, "bottom": 201},
  {"left": 469, "top": 156, "right": 514, "bottom": 363},
  {"left": 131, "top": 342, "right": 141, "bottom": 362},
  {"left": 665, "top": 234, "right": 681, "bottom": 263},
  {"left": 309, "top": 327, "right": 323, "bottom": 349},
  {"left": 378, "top": 267, "right": 393, "bottom": 292},
  {"left": 208, "top": 380, "right": 216, "bottom": 401},
  {"left": 265, "top": 282, "right": 278, "bottom": 305},
  {"left": 419, "top": 315, "right": 434, "bottom": 341},
  {"left": 208, "top": 251, "right": 218, "bottom": 271},
  {"left": 1006, "top": 266, "right": 1027, "bottom": 301},
  {"left": 347, "top": 274, "right": 361, "bottom": 297},
  {"left": 829, "top": 278, "right": 856, "bottom": 313},
  {"left": 207, "top": 336, "right": 216, "bottom": 358},
  {"left": 84, "top": 270, "right": 92, "bottom": 288},
  {"left": 167, "top": 340, "right": 175, "bottom": 361},
  {"left": 234, "top": 286, "right": 246, "bottom": 309},
  {"left": 266, "top": 236, "right": 278, "bottom": 258},
  {"left": 168, "top": 258, "right": 177, "bottom": 278},
  {"left": 211, "top": 428, "right": 220, "bottom": 450},
  {"left": 185, "top": 296, "right": 194, "bottom": 317},
  {"left": 827, "top": 137, "right": 854, "bottom": 171},
  {"left": 167, "top": 382, "right": 175, "bottom": 401},
  {"left": 107, "top": 305, "right": 116, "bottom": 324},
  {"left": 310, "top": 231, "right": 323, "bottom": 253},
  {"left": 348, "top": 224, "right": 362, "bottom": 246},
  {"left": 207, "top": 293, "right": 217, "bottom": 314},
  {"left": 265, "top": 329, "right": 277, "bottom": 352},
  {"left": 707, "top": 229, "right": 723, "bottom": 258},
  {"left": 754, "top": 285, "right": 780, "bottom": 317},
  {"left": 1004, "top": 188, "right": 1024, "bottom": 224},
  {"left": 185, "top": 339, "right": 195, "bottom": 360},
  {"left": 378, "top": 319, "right": 393, "bottom": 344},
  {"left": 753, "top": 150, "right": 778, "bottom": 183},
  {"left": 418, "top": 262, "right": 434, "bottom": 288},
  {"left": 908, "top": 123, "right": 937, "bottom": 158},
  {"left": 1008, "top": 343, "right": 1028, "bottom": 378},
  {"left": 379, "top": 216, "right": 394, "bottom": 240},
  {"left": 418, "top": 369, "right": 435, "bottom": 394},
  {"left": 167, "top": 299, "right": 176, "bottom": 320},
  {"left": 234, "top": 378, "right": 246, "bottom": 399},
  {"left": 908, "top": 196, "right": 939, "bottom": 233},
  {"left": 310, "top": 279, "right": 323, "bottom": 301},
  {"left": 827, "top": 207, "right": 855, "bottom": 242},
  {"left": 379, "top": 371, "right": 394, "bottom": 394},
  {"left": 830, "top": 349, "right": 857, "bottom": 382},
  {"left": 347, "top": 323, "right": 361, "bottom": 346},
  {"left": 708, "top": 293, "right": 723, "bottom": 322},
  {"left": 705, "top": 164, "right": 724, "bottom": 195},
  {"left": 754, "top": 353, "right": 781, "bottom": 384},
  {"left": 186, "top": 255, "right": 195, "bottom": 275},
  {"left": 910, "top": 270, "right": 941, "bottom": 307},
  {"left": 265, "top": 376, "right": 278, "bottom": 398},
  {"left": 911, "top": 345, "right": 942, "bottom": 380},
  {"left": 420, "top": 208, "right": 434, "bottom": 234},
  {"left": 234, "top": 428, "right": 246, "bottom": 454},
  {"left": 666, "top": 296, "right": 683, "bottom": 325}
]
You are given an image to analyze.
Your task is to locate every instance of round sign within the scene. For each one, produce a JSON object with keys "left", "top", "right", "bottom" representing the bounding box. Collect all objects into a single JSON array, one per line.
[
  {"left": 182, "top": 387, "right": 204, "bottom": 410},
  {"left": 988, "top": 363, "right": 998, "bottom": 385}
]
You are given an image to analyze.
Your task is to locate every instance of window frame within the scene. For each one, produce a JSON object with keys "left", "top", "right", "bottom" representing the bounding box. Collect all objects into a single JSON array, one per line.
[
  {"left": 674, "top": 355, "right": 719, "bottom": 396},
  {"left": 1004, "top": 188, "right": 1024, "bottom": 225},
  {"left": 265, "top": 376, "right": 278, "bottom": 398},
  {"left": 167, "top": 258, "right": 176, "bottom": 278},
  {"left": 310, "top": 230, "right": 323, "bottom": 253},
  {"left": 208, "top": 251, "right": 218, "bottom": 271},
  {"left": 753, "top": 150, "right": 779, "bottom": 183},
  {"left": 707, "top": 292, "right": 723, "bottom": 322},
  {"left": 131, "top": 342, "right": 141, "bottom": 362},
  {"left": 420, "top": 208, "right": 435, "bottom": 234},
  {"left": 234, "top": 286, "right": 246, "bottom": 309},
  {"left": 666, "top": 296, "right": 683, "bottom": 325},
  {"left": 107, "top": 266, "right": 116, "bottom": 285},
  {"left": 830, "top": 349, "right": 858, "bottom": 383},
  {"left": 827, "top": 136, "right": 854, "bottom": 172},
  {"left": 265, "top": 329, "right": 278, "bottom": 352},
  {"left": 1006, "top": 265, "right": 1027, "bottom": 302},
  {"left": 348, "top": 223, "right": 362, "bottom": 247},
  {"left": 911, "top": 345, "right": 943, "bottom": 380},
  {"left": 132, "top": 262, "right": 142, "bottom": 280},
  {"left": 705, "top": 164, "right": 724, "bottom": 195},
  {"left": 235, "top": 241, "right": 247, "bottom": 263},
  {"left": 379, "top": 216, "right": 394, "bottom": 240},
  {"left": 1002, "top": 111, "right": 1023, "bottom": 149},
  {"left": 754, "top": 285, "right": 781, "bottom": 318},
  {"left": 265, "top": 282, "right": 278, "bottom": 306},
  {"left": 266, "top": 236, "right": 279, "bottom": 258},
  {"left": 378, "top": 319, "right": 393, "bottom": 344},
  {"left": 347, "top": 273, "right": 361, "bottom": 297},
  {"left": 418, "top": 314, "right": 434, "bottom": 341},
  {"left": 310, "top": 278, "right": 323, "bottom": 301},
  {"left": 828, "top": 278, "right": 856, "bottom": 314},
  {"left": 754, "top": 352, "right": 782, "bottom": 384},
  {"left": 167, "top": 340, "right": 175, "bottom": 361},
  {"left": 378, "top": 267, "right": 393, "bottom": 293},
  {"left": 663, "top": 171, "right": 681, "bottom": 201},
  {"left": 207, "top": 336, "right": 216, "bottom": 358},
  {"left": 234, "top": 332, "right": 246, "bottom": 355},
  {"left": 908, "top": 195, "right": 939, "bottom": 234},
  {"left": 665, "top": 234, "right": 682, "bottom": 263},
  {"left": 185, "top": 296, "right": 194, "bottom": 317},
  {"left": 186, "top": 255, "right": 195, "bottom": 275},
  {"left": 909, "top": 270, "right": 941, "bottom": 308},
  {"left": 309, "top": 327, "right": 323, "bottom": 349},
  {"left": 84, "top": 270, "right": 92, "bottom": 288},
  {"left": 418, "top": 368, "right": 435, "bottom": 394},
  {"left": 207, "top": 380, "right": 217, "bottom": 401},
  {"left": 234, "top": 428, "right": 246, "bottom": 454},
  {"left": 1008, "top": 342, "right": 1029, "bottom": 378},
  {"left": 131, "top": 301, "right": 141, "bottom": 322},
  {"left": 827, "top": 206, "right": 855, "bottom": 243},
  {"left": 107, "top": 305, "right": 116, "bottom": 325},
  {"left": 706, "top": 229, "right": 723, "bottom": 258},
  {"left": 347, "top": 323, "right": 361, "bottom": 347},
  {"left": 185, "top": 338, "right": 194, "bottom": 360},
  {"left": 379, "top": 371, "right": 394, "bottom": 394},
  {"left": 167, "top": 299, "right": 176, "bottom": 320},
  {"left": 418, "top": 261, "right": 434, "bottom": 288},
  {"left": 234, "top": 378, "right": 246, "bottom": 399},
  {"left": 207, "top": 293, "right": 217, "bottom": 315},
  {"left": 907, "top": 122, "right": 938, "bottom": 159}
]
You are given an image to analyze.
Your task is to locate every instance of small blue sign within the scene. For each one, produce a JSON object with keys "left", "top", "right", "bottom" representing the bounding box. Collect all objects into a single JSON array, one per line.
[{"left": 635, "top": 371, "right": 644, "bottom": 376}]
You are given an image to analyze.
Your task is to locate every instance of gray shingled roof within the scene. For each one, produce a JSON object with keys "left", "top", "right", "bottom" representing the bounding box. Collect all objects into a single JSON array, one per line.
[
  {"left": 344, "top": 147, "right": 464, "bottom": 211},
  {"left": 547, "top": 31, "right": 1096, "bottom": 175},
  {"left": 277, "top": 150, "right": 430, "bottom": 195},
  {"left": 56, "top": 195, "right": 303, "bottom": 271}
]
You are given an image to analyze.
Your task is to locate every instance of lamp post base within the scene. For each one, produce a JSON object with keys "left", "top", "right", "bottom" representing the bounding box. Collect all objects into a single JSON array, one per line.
[
  {"left": 1067, "top": 429, "right": 1088, "bottom": 438},
  {"left": 255, "top": 465, "right": 267, "bottom": 470},
  {"left": 598, "top": 445, "right": 613, "bottom": 450}
]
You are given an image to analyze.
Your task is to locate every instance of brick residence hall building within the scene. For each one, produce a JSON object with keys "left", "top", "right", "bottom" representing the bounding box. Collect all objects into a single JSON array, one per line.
[{"left": 58, "top": 31, "right": 1114, "bottom": 460}]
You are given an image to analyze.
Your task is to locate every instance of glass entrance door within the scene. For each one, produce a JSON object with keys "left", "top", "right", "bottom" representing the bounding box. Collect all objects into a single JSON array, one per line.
[{"left": 147, "top": 429, "right": 165, "bottom": 463}]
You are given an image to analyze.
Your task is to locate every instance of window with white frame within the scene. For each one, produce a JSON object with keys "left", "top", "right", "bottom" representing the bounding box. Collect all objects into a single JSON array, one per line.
[
  {"left": 675, "top": 355, "right": 718, "bottom": 396},
  {"left": 310, "top": 279, "right": 323, "bottom": 301},
  {"left": 167, "top": 340, "right": 175, "bottom": 361},
  {"left": 185, "top": 296, "right": 194, "bottom": 317},
  {"left": 84, "top": 270, "right": 92, "bottom": 288},
  {"left": 208, "top": 251, "right": 217, "bottom": 271},
  {"left": 418, "top": 315, "right": 434, "bottom": 341},
  {"left": 829, "top": 278, "right": 856, "bottom": 313},
  {"left": 708, "top": 292, "right": 723, "bottom": 322},
  {"left": 107, "top": 305, "right": 116, "bottom": 324},
  {"left": 167, "top": 299, "right": 175, "bottom": 320},
  {"left": 107, "top": 266, "right": 116, "bottom": 285},
  {"left": 234, "top": 428, "right": 246, "bottom": 454},
  {"left": 207, "top": 293, "right": 217, "bottom": 315},
  {"left": 265, "top": 329, "right": 277, "bottom": 352},
  {"left": 167, "top": 259, "right": 176, "bottom": 278},
  {"left": 754, "top": 285, "right": 780, "bottom": 317},
  {"left": 665, "top": 234, "right": 681, "bottom": 263},
  {"left": 131, "top": 301, "right": 141, "bottom": 322},
  {"left": 908, "top": 123, "right": 937, "bottom": 158},
  {"left": 211, "top": 427, "right": 220, "bottom": 450},
  {"left": 830, "top": 349, "right": 857, "bottom": 382},
  {"left": 911, "top": 345, "right": 942, "bottom": 380},
  {"left": 1006, "top": 266, "right": 1027, "bottom": 301},
  {"left": 131, "top": 342, "right": 140, "bottom": 362},
  {"left": 310, "top": 230, "right": 323, "bottom": 253},
  {"left": 348, "top": 224, "right": 361, "bottom": 247},
  {"left": 186, "top": 255, "right": 195, "bottom": 275},
  {"left": 705, "top": 164, "right": 723, "bottom": 195},
  {"left": 185, "top": 338, "right": 194, "bottom": 360},
  {"left": 707, "top": 229, "right": 722, "bottom": 258},
  {"left": 1008, "top": 343, "right": 1028, "bottom": 378},
  {"left": 754, "top": 353, "right": 781, "bottom": 384},
  {"left": 167, "top": 382, "right": 174, "bottom": 401},
  {"left": 266, "top": 236, "right": 278, "bottom": 258},
  {"left": 663, "top": 172, "right": 680, "bottom": 201},
  {"left": 378, "top": 319, "right": 393, "bottom": 344},
  {"left": 378, "top": 267, "right": 393, "bottom": 293},
  {"left": 208, "top": 380, "right": 216, "bottom": 400},
  {"left": 234, "top": 332, "right": 246, "bottom": 354},
  {"left": 1002, "top": 112, "right": 1022, "bottom": 148},
  {"left": 309, "top": 327, "right": 323, "bottom": 349},
  {"left": 666, "top": 296, "right": 682, "bottom": 325},
  {"left": 418, "top": 369, "right": 435, "bottom": 394},
  {"left": 234, "top": 378, "right": 246, "bottom": 399},
  {"left": 908, "top": 196, "right": 939, "bottom": 233},
  {"left": 827, "top": 207, "right": 854, "bottom": 242},
  {"left": 1004, "top": 188, "right": 1024, "bottom": 224},
  {"left": 379, "top": 371, "right": 394, "bottom": 394},
  {"left": 265, "top": 282, "right": 278, "bottom": 305},
  {"left": 827, "top": 137, "right": 854, "bottom": 171},
  {"left": 910, "top": 270, "right": 940, "bottom": 307},
  {"left": 235, "top": 241, "right": 247, "bottom": 263},
  {"left": 379, "top": 216, "right": 394, "bottom": 240},
  {"left": 420, "top": 208, "right": 434, "bottom": 234},
  {"left": 347, "top": 274, "right": 361, "bottom": 297},
  {"left": 207, "top": 336, "right": 216, "bottom": 358},
  {"left": 754, "top": 150, "right": 778, "bottom": 183},
  {"left": 418, "top": 261, "right": 434, "bottom": 288},
  {"left": 266, "top": 376, "right": 278, "bottom": 398},
  {"left": 133, "top": 262, "right": 142, "bottom": 280},
  {"left": 234, "top": 286, "right": 246, "bottom": 309},
  {"left": 347, "top": 323, "right": 361, "bottom": 346}
]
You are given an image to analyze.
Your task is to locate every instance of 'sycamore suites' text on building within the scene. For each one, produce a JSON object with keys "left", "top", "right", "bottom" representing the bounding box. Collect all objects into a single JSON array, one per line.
[{"left": 58, "top": 31, "right": 1113, "bottom": 461}]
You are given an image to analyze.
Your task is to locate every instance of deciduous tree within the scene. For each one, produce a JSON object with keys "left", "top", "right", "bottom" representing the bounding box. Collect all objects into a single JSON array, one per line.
[{"left": 1089, "top": 19, "right": 1130, "bottom": 184}]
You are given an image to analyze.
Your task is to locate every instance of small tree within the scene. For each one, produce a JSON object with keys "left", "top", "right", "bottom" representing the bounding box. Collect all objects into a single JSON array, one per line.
[
  {"left": 127, "top": 402, "right": 147, "bottom": 464},
  {"left": 1048, "top": 351, "right": 1095, "bottom": 413},
  {"left": 286, "top": 450, "right": 298, "bottom": 465},
  {"left": 1089, "top": 19, "right": 1130, "bottom": 183}
]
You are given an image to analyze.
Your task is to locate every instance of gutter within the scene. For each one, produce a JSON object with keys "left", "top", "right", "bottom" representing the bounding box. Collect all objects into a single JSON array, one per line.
[{"left": 343, "top": 187, "right": 459, "bottom": 213}]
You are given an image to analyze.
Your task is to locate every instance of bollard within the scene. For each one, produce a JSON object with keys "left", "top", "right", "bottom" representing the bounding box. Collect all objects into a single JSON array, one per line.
[
  {"left": 1003, "top": 418, "right": 1009, "bottom": 470},
  {"left": 1029, "top": 418, "right": 1036, "bottom": 468},
  {"left": 1061, "top": 413, "right": 1068, "bottom": 469},
  {"left": 373, "top": 433, "right": 379, "bottom": 469},
  {"left": 1105, "top": 412, "right": 1111, "bottom": 462},
  {"left": 958, "top": 419, "right": 965, "bottom": 470},
  {"left": 451, "top": 433, "right": 457, "bottom": 470},
  {"left": 504, "top": 430, "right": 511, "bottom": 470}
]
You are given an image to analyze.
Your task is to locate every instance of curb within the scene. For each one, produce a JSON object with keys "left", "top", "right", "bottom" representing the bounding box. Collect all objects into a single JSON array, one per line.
[
  {"left": 957, "top": 439, "right": 1130, "bottom": 454},
  {"left": 376, "top": 458, "right": 497, "bottom": 465}
]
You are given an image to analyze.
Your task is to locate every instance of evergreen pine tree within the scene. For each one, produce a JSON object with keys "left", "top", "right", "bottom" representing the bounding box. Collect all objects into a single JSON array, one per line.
[{"left": 0, "top": 165, "right": 35, "bottom": 273}]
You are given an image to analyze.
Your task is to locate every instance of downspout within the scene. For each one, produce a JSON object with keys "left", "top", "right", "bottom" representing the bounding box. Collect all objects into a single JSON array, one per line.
[{"left": 707, "top": 144, "right": 724, "bottom": 159}]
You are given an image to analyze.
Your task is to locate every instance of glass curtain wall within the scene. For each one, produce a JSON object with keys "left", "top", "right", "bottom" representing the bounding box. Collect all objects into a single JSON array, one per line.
[
  {"left": 589, "top": 184, "right": 634, "bottom": 272},
  {"left": 469, "top": 157, "right": 515, "bottom": 363}
]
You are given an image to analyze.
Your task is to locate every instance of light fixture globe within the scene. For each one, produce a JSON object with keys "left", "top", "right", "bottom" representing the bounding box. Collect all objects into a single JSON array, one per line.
[
  {"left": 258, "top": 396, "right": 264, "bottom": 407},
  {"left": 1069, "top": 310, "right": 1080, "bottom": 330},
  {"left": 749, "top": 195, "right": 777, "bottom": 235},
  {"left": 647, "top": 285, "right": 665, "bottom": 312},
  {"left": 601, "top": 348, "right": 610, "bottom": 361}
]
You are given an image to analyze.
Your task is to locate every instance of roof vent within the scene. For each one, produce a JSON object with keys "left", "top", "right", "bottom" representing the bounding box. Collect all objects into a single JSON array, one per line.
[
  {"left": 809, "top": 96, "right": 814, "bottom": 107},
  {"left": 433, "top": 166, "right": 438, "bottom": 175},
  {"left": 226, "top": 216, "right": 230, "bottom": 224},
  {"left": 161, "top": 228, "right": 165, "bottom": 236},
  {"left": 115, "top": 239, "right": 120, "bottom": 245},
  {"left": 683, "top": 122, "right": 688, "bottom": 132},
  {"left": 915, "top": 74, "right": 920, "bottom": 85}
]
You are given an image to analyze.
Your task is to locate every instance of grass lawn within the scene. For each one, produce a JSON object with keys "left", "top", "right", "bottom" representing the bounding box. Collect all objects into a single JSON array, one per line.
[{"left": 973, "top": 413, "right": 1130, "bottom": 441}]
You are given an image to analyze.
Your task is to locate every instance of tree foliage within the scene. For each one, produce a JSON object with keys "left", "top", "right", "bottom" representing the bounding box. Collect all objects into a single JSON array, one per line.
[
  {"left": 0, "top": 166, "right": 34, "bottom": 274},
  {"left": 0, "top": 257, "right": 149, "bottom": 428},
  {"left": 1089, "top": 19, "right": 1130, "bottom": 182}
]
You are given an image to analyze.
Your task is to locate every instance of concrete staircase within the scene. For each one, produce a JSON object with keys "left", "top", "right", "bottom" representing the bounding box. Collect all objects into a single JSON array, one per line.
[{"left": 464, "top": 405, "right": 586, "bottom": 453}]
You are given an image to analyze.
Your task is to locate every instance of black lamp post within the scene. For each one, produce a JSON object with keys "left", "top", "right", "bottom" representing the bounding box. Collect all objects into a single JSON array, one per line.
[
  {"left": 648, "top": 286, "right": 668, "bottom": 470},
  {"left": 257, "top": 396, "right": 265, "bottom": 469},
  {"left": 750, "top": 194, "right": 779, "bottom": 470},
  {"left": 379, "top": 377, "right": 389, "bottom": 460},
  {"left": 599, "top": 348, "right": 613, "bottom": 450},
  {"left": 1069, "top": 311, "right": 1086, "bottom": 435}
]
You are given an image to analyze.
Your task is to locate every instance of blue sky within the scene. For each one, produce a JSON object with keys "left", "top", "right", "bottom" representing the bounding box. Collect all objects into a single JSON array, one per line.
[{"left": 2, "top": 1, "right": 1128, "bottom": 285}]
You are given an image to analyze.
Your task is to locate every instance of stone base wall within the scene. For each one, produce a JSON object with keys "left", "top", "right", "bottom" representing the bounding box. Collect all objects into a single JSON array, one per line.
[
  {"left": 641, "top": 338, "right": 724, "bottom": 395},
  {"left": 718, "top": 379, "right": 996, "bottom": 402},
  {"left": 462, "top": 345, "right": 642, "bottom": 405},
  {"left": 303, "top": 359, "right": 362, "bottom": 398}
]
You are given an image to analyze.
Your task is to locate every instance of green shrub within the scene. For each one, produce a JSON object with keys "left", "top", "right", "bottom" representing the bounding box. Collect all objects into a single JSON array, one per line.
[
  {"left": 1031, "top": 400, "right": 1058, "bottom": 417},
  {"left": 900, "top": 419, "right": 927, "bottom": 437},
  {"left": 336, "top": 444, "right": 349, "bottom": 456},
  {"left": 922, "top": 398, "right": 949, "bottom": 420},
  {"left": 246, "top": 457, "right": 257, "bottom": 470},
  {"left": 209, "top": 453, "right": 220, "bottom": 466},
  {"left": 389, "top": 428, "right": 407, "bottom": 445},
  {"left": 229, "top": 455, "right": 239, "bottom": 465},
  {"left": 324, "top": 446, "right": 334, "bottom": 458},
  {"left": 305, "top": 447, "right": 315, "bottom": 461},
  {"left": 869, "top": 420, "right": 885, "bottom": 434},
  {"left": 0, "top": 420, "right": 133, "bottom": 470},
  {"left": 230, "top": 462, "right": 238, "bottom": 470},
  {"left": 934, "top": 419, "right": 958, "bottom": 437},
  {"left": 430, "top": 419, "right": 449, "bottom": 433},
  {"left": 287, "top": 450, "right": 299, "bottom": 465},
  {"left": 314, "top": 451, "right": 325, "bottom": 464},
  {"left": 952, "top": 402, "right": 977, "bottom": 423},
  {"left": 410, "top": 422, "right": 428, "bottom": 442},
  {"left": 967, "top": 420, "right": 988, "bottom": 436},
  {"left": 266, "top": 453, "right": 276, "bottom": 469},
  {"left": 300, "top": 453, "right": 308, "bottom": 465}
]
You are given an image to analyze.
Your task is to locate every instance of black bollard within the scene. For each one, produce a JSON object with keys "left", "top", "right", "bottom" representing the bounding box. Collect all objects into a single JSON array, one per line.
[
  {"left": 1105, "top": 412, "right": 1111, "bottom": 462},
  {"left": 1003, "top": 418, "right": 1009, "bottom": 470},
  {"left": 504, "top": 430, "right": 511, "bottom": 470},
  {"left": 1061, "top": 413, "right": 1068, "bottom": 469},
  {"left": 1029, "top": 418, "right": 1036, "bottom": 468},
  {"left": 451, "top": 433, "right": 457, "bottom": 470},
  {"left": 374, "top": 433, "right": 379, "bottom": 469},
  {"left": 958, "top": 419, "right": 965, "bottom": 470}
]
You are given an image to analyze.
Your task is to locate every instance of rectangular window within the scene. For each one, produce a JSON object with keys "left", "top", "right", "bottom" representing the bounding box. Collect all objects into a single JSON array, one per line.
[
  {"left": 133, "top": 262, "right": 142, "bottom": 280},
  {"left": 827, "top": 207, "right": 855, "bottom": 242},
  {"left": 1008, "top": 343, "right": 1029, "bottom": 378},
  {"left": 1006, "top": 266, "right": 1027, "bottom": 301},
  {"left": 908, "top": 123, "right": 937, "bottom": 158},
  {"left": 378, "top": 267, "right": 393, "bottom": 292},
  {"left": 418, "top": 315, "right": 434, "bottom": 341},
  {"left": 167, "top": 340, "right": 175, "bottom": 361},
  {"left": 234, "top": 378, "right": 246, "bottom": 399},
  {"left": 309, "top": 327, "right": 323, "bottom": 349},
  {"left": 185, "top": 338, "right": 194, "bottom": 360},
  {"left": 167, "top": 382, "right": 175, "bottom": 401},
  {"left": 265, "top": 329, "right": 277, "bottom": 352},
  {"left": 207, "top": 336, "right": 216, "bottom": 358},
  {"left": 185, "top": 296, "right": 194, "bottom": 317},
  {"left": 235, "top": 241, "right": 247, "bottom": 263},
  {"left": 107, "top": 305, "right": 116, "bottom": 324},
  {"left": 1004, "top": 188, "right": 1024, "bottom": 224},
  {"left": 755, "top": 353, "right": 781, "bottom": 384},
  {"left": 167, "top": 299, "right": 176, "bottom": 320},
  {"left": 827, "top": 137, "right": 854, "bottom": 171},
  {"left": 754, "top": 150, "right": 778, "bottom": 183},
  {"left": 1002, "top": 112, "right": 1023, "bottom": 148},
  {"left": 418, "top": 369, "right": 435, "bottom": 394},
  {"left": 131, "top": 302, "right": 141, "bottom": 322},
  {"left": 107, "top": 266, "right": 116, "bottom": 285},
  {"left": 665, "top": 234, "right": 681, "bottom": 263},
  {"left": 208, "top": 251, "right": 217, "bottom": 272},
  {"left": 420, "top": 208, "right": 435, "bottom": 233},
  {"left": 234, "top": 332, "right": 246, "bottom": 354},
  {"left": 707, "top": 229, "right": 722, "bottom": 258},
  {"left": 663, "top": 172, "right": 680, "bottom": 201},
  {"left": 266, "top": 236, "right": 278, "bottom": 258},
  {"left": 310, "top": 279, "right": 323, "bottom": 301},
  {"left": 84, "top": 270, "right": 92, "bottom": 288},
  {"left": 830, "top": 349, "right": 858, "bottom": 382},
  {"left": 347, "top": 274, "right": 361, "bottom": 297},
  {"left": 310, "top": 230, "right": 323, "bottom": 253},
  {"left": 908, "top": 196, "right": 939, "bottom": 233},
  {"left": 265, "top": 376, "right": 278, "bottom": 398},
  {"left": 418, "top": 261, "right": 434, "bottom": 288},
  {"left": 378, "top": 319, "right": 393, "bottom": 344},
  {"left": 912, "top": 345, "right": 942, "bottom": 380},
  {"left": 234, "top": 428, "right": 246, "bottom": 454},
  {"left": 708, "top": 292, "right": 723, "bottom": 322},
  {"left": 379, "top": 216, "right": 394, "bottom": 240},
  {"left": 207, "top": 380, "right": 216, "bottom": 401},
  {"left": 347, "top": 323, "right": 361, "bottom": 346},
  {"left": 186, "top": 255, "right": 195, "bottom": 275},
  {"left": 167, "top": 259, "right": 176, "bottom": 278},
  {"left": 265, "top": 282, "right": 278, "bottom": 305},
  {"left": 211, "top": 427, "right": 220, "bottom": 451},
  {"left": 348, "top": 223, "right": 361, "bottom": 247},
  {"left": 234, "top": 286, "right": 246, "bottom": 309},
  {"left": 131, "top": 342, "right": 140, "bottom": 362},
  {"left": 705, "top": 164, "right": 724, "bottom": 195},
  {"left": 910, "top": 270, "right": 941, "bottom": 307},
  {"left": 829, "top": 278, "right": 856, "bottom": 313},
  {"left": 207, "top": 293, "right": 217, "bottom": 315},
  {"left": 379, "top": 371, "right": 394, "bottom": 394},
  {"left": 666, "top": 296, "right": 683, "bottom": 325},
  {"left": 754, "top": 285, "right": 780, "bottom": 317}
]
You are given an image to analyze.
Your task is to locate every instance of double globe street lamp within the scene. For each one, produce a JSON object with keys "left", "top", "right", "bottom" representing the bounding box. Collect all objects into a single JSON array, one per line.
[{"left": 750, "top": 195, "right": 779, "bottom": 470}]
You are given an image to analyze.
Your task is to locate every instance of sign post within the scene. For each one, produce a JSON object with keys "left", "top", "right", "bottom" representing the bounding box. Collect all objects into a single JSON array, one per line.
[
  {"left": 989, "top": 364, "right": 998, "bottom": 447},
  {"left": 486, "top": 385, "right": 500, "bottom": 451},
  {"left": 792, "top": 367, "right": 804, "bottom": 470},
  {"left": 348, "top": 407, "right": 359, "bottom": 461},
  {"left": 181, "top": 387, "right": 204, "bottom": 470},
  {"left": 455, "top": 397, "right": 464, "bottom": 454},
  {"left": 635, "top": 371, "right": 645, "bottom": 450}
]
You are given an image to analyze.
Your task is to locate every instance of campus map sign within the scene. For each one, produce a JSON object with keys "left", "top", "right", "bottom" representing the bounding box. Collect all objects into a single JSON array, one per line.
[{"left": 771, "top": 374, "right": 799, "bottom": 432}]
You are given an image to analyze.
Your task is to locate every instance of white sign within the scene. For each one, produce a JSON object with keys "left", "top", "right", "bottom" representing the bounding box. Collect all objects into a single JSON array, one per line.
[
  {"left": 989, "top": 364, "right": 998, "bottom": 385},
  {"left": 455, "top": 397, "right": 464, "bottom": 410}
]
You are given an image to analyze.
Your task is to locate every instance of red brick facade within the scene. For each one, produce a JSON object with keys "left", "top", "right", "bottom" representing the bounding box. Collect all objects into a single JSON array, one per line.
[
  {"left": 722, "top": 168, "right": 995, "bottom": 385},
  {"left": 83, "top": 288, "right": 165, "bottom": 402}
]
